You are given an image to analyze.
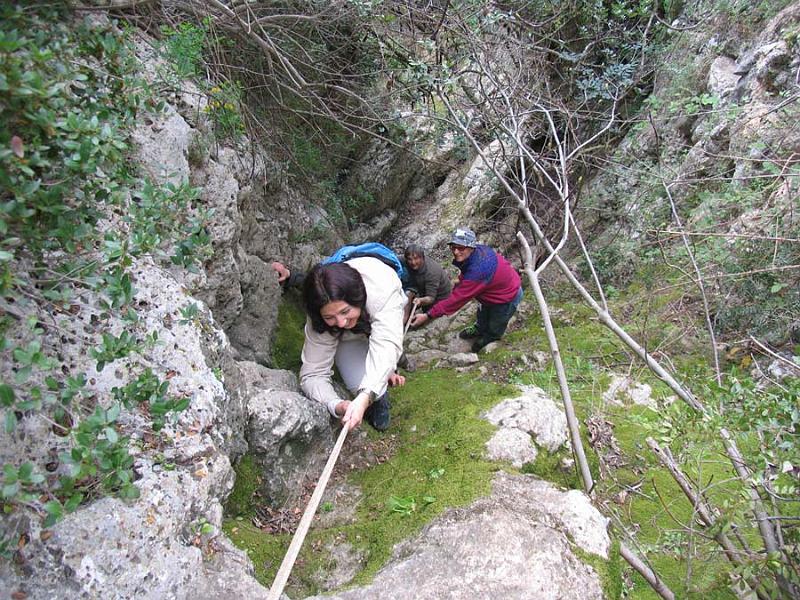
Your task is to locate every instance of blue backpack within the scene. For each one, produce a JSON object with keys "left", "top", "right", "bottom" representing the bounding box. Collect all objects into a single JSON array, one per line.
[{"left": 323, "top": 242, "right": 407, "bottom": 282}]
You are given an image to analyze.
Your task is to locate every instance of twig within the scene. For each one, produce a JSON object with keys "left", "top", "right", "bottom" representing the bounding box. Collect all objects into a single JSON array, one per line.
[
  {"left": 749, "top": 337, "right": 800, "bottom": 376},
  {"left": 663, "top": 182, "right": 721, "bottom": 384},
  {"left": 620, "top": 542, "right": 676, "bottom": 600}
]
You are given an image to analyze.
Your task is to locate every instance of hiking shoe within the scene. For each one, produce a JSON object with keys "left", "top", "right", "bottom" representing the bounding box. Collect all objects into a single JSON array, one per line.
[
  {"left": 459, "top": 324, "right": 481, "bottom": 339},
  {"left": 364, "top": 392, "right": 391, "bottom": 431},
  {"left": 471, "top": 338, "right": 489, "bottom": 353}
]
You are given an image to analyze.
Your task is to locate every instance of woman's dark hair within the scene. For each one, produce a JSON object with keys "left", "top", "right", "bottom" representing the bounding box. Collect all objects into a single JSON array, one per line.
[
  {"left": 303, "top": 262, "right": 371, "bottom": 334},
  {"left": 404, "top": 244, "right": 425, "bottom": 259}
]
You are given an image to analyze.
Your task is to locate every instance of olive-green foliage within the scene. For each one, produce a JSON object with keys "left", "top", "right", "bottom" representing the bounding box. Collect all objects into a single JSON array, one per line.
[
  {"left": 223, "top": 370, "right": 514, "bottom": 597},
  {"left": 159, "top": 19, "right": 244, "bottom": 140},
  {"left": 501, "top": 279, "right": 798, "bottom": 597},
  {"left": 160, "top": 20, "right": 207, "bottom": 78},
  {"left": 271, "top": 289, "right": 307, "bottom": 371},
  {"left": 0, "top": 6, "right": 212, "bottom": 531}
]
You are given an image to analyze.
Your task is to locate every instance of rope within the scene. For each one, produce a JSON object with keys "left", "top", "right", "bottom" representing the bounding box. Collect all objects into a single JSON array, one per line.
[
  {"left": 266, "top": 424, "right": 349, "bottom": 600},
  {"left": 403, "top": 301, "right": 419, "bottom": 338}
]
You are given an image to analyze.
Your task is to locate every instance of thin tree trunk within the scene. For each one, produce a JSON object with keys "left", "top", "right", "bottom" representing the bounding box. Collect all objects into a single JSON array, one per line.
[{"left": 517, "top": 232, "right": 594, "bottom": 493}]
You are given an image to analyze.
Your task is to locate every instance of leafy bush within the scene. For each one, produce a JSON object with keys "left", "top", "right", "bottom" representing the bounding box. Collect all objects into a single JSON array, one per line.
[
  {"left": 0, "top": 7, "right": 212, "bottom": 529},
  {"left": 160, "top": 20, "right": 208, "bottom": 78},
  {"left": 640, "top": 372, "right": 800, "bottom": 594}
]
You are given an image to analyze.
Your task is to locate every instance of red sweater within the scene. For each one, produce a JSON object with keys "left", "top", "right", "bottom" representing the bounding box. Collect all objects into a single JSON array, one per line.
[{"left": 428, "top": 245, "right": 521, "bottom": 318}]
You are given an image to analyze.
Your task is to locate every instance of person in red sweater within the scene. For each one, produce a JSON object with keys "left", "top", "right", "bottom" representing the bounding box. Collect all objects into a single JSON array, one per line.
[{"left": 410, "top": 227, "right": 523, "bottom": 353}]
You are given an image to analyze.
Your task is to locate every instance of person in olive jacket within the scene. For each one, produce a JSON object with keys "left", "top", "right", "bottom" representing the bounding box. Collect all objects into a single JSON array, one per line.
[{"left": 401, "top": 243, "right": 452, "bottom": 324}]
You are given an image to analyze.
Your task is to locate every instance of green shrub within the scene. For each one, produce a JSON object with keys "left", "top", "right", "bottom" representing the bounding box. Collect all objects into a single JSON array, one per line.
[{"left": 0, "top": 7, "right": 209, "bottom": 528}]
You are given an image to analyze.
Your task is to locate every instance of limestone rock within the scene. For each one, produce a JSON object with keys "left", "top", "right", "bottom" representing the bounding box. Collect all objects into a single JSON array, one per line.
[
  {"left": 603, "top": 375, "right": 657, "bottom": 408},
  {"left": 132, "top": 107, "right": 192, "bottom": 186},
  {"left": 484, "top": 385, "right": 569, "bottom": 452},
  {"left": 708, "top": 55, "right": 739, "bottom": 96},
  {"left": 486, "top": 427, "right": 538, "bottom": 467},
  {"left": 0, "top": 257, "right": 264, "bottom": 598},
  {"left": 238, "top": 360, "right": 299, "bottom": 395},
  {"left": 303, "top": 472, "right": 609, "bottom": 600},
  {"left": 225, "top": 253, "right": 282, "bottom": 365},
  {"left": 448, "top": 352, "right": 480, "bottom": 366},
  {"left": 246, "top": 390, "right": 335, "bottom": 504}
]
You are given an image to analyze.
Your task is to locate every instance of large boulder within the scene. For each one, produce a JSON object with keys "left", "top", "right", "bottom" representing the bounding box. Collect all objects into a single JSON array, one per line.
[
  {"left": 242, "top": 363, "right": 336, "bottom": 504},
  {"left": 303, "top": 472, "right": 610, "bottom": 600}
]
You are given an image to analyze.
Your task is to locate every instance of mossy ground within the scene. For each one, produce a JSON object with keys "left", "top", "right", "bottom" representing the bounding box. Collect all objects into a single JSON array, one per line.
[
  {"left": 224, "top": 370, "right": 513, "bottom": 597},
  {"left": 224, "top": 270, "right": 762, "bottom": 599}
]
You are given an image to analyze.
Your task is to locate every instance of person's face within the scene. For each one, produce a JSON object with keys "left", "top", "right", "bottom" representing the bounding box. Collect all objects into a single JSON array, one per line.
[
  {"left": 449, "top": 244, "right": 474, "bottom": 262},
  {"left": 405, "top": 252, "right": 424, "bottom": 271},
  {"left": 320, "top": 300, "right": 361, "bottom": 329}
]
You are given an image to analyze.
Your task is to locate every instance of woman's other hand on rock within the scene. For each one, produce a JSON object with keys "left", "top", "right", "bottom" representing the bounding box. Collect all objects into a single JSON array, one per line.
[{"left": 271, "top": 261, "right": 290, "bottom": 283}]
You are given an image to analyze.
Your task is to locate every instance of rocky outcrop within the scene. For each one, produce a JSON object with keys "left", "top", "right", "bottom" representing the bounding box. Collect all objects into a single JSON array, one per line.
[
  {"left": 304, "top": 472, "right": 610, "bottom": 600},
  {"left": 585, "top": 1, "right": 800, "bottom": 240},
  {"left": 0, "top": 255, "right": 267, "bottom": 598},
  {"left": 241, "top": 362, "right": 335, "bottom": 504},
  {"left": 0, "top": 22, "right": 338, "bottom": 599},
  {"left": 130, "top": 37, "right": 336, "bottom": 366}
]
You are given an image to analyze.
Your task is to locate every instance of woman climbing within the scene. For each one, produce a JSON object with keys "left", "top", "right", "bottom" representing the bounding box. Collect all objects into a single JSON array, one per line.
[{"left": 272, "top": 256, "right": 406, "bottom": 431}]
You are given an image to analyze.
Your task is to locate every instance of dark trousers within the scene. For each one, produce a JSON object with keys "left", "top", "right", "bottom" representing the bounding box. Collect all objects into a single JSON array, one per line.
[{"left": 476, "top": 287, "right": 523, "bottom": 342}]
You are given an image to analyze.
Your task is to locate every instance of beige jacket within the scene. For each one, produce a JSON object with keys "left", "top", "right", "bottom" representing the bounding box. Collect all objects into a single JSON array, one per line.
[{"left": 299, "top": 257, "right": 406, "bottom": 415}]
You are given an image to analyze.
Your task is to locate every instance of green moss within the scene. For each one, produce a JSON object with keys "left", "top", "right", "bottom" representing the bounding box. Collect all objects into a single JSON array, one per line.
[
  {"left": 271, "top": 288, "right": 306, "bottom": 371},
  {"left": 345, "top": 370, "right": 512, "bottom": 583},
  {"left": 225, "top": 454, "right": 261, "bottom": 517},
  {"left": 522, "top": 447, "right": 583, "bottom": 490},
  {"left": 605, "top": 539, "right": 623, "bottom": 600}
]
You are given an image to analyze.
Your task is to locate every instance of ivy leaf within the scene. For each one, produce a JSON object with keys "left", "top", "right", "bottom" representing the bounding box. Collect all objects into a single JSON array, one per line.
[
  {"left": 770, "top": 283, "right": 787, "bottom": 294},
  {"left": 104, "top": 427, "right": 118, "bottom": 444},
  {"left": 43, "top": 501, "right": 63, "bottom": 527},
  {"left": 0, "top": 383, "right": 14, "bottom": 407},
  {"left": 4, "top": 411, "right": 17, "bottom": 434}
]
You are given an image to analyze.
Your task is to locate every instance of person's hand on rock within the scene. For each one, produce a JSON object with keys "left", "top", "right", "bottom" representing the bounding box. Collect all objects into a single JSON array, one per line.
[{"left": 271, "top": 261, "right": 290, "bottom": 283}]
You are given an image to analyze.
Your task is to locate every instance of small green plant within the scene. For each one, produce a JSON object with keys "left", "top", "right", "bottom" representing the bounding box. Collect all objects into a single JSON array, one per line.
[
  {"left": 90, "top": 331, "right": 142, "bottom": 372},
  {"left": 387, "top": 495, "right": 417, "bottom": 516},
  {"left": 194, "top": 517, "right": 215, "bottom": 536},
  {"left": 2, "top": 463, "right": 45, "bottom": 503},
  {"left": 321, "top": 501, "right": 334, "bottom": 512},
  {"left": 159, "top": 20, "right": 208, "bottom": 79},
  {"left": 112, "top": 368, "right": 188, "bottom": 430},
  {"left": 205, "top": 83, "right": 244, "bottom": 139},
  {"left": 427, "top": 467, "right": 445, "bottom": 480},
  {"left": 179, "top": 302, "right": 200, "bottom": 325}
]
